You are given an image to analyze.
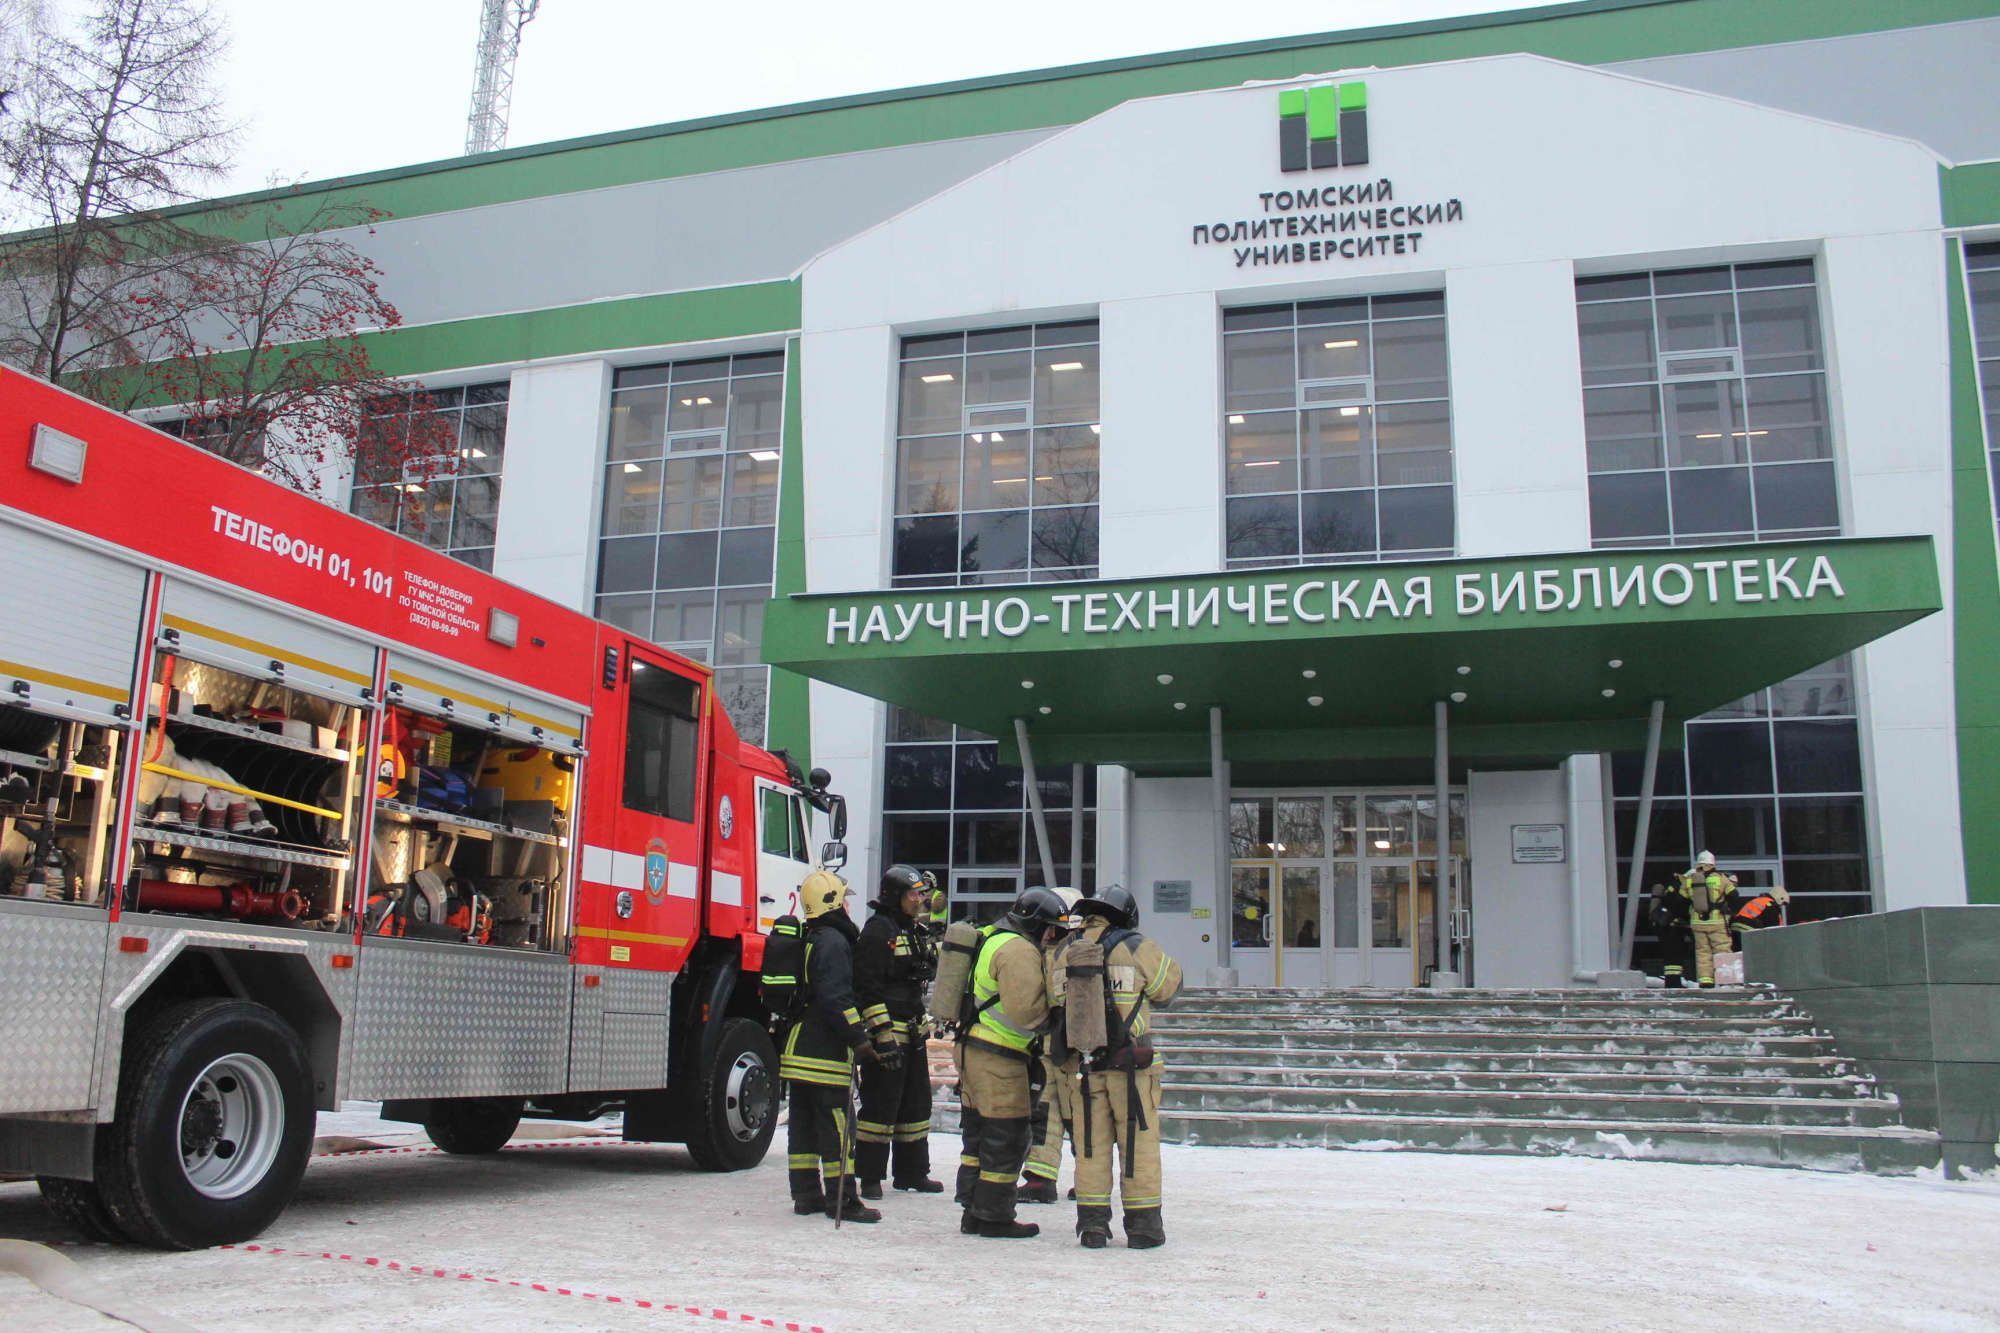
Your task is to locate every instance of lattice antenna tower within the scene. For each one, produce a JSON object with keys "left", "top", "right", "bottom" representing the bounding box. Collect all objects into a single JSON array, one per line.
[{"left": 464, "top": 0, "right": 541, "bottom": 156}]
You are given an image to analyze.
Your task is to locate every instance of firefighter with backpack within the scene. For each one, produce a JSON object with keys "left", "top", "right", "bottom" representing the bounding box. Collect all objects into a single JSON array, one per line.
[
  {"left": 928, "top": 886, "right": 1067, "bottom": 1239},
  {"left": 770, "top": 867, "right": 893, "bottom": 1223},
  {"left": 851, "top": 864, "right": 945, "bottom": 1198},
  {"left": 1021, "top": 887, "right": 1085, "bottom": 1205},
  {"left": 1057, "top": 884, "right": 1183, "bottom": 1250}
]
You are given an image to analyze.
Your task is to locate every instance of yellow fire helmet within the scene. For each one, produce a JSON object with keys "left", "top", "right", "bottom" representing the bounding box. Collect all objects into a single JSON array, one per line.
[{"left": 800, "top": 868, "right": 851, "bottom": 918}]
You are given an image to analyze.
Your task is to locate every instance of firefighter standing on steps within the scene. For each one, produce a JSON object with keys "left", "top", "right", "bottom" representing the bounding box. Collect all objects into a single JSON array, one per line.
[
  {"left": 852, "top": 864, "right": 945, "bottom": 1198},
  {"left": 955, "top": 886, "right": 1066, "bottom": 1239},
  {"left": 1672, "top": 850, "right": 1742, "bottom": 988},
  {"left": 1062, "top": 884, "right": 1183, "bottom": 1250},
  {"left": 780, "top": 868, "right": 891, "bottom": 1223}
]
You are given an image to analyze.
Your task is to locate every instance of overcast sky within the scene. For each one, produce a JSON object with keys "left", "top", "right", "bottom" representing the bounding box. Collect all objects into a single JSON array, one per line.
[{"left": 203, "top": 0, "right": 1504, "bottom": 197}]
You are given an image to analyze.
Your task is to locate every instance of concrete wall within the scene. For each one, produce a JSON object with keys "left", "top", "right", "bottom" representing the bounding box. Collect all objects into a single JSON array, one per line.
[
  {"left": 492, "top": 360, "right": 611, "bottom": 610},
  {"left": 1746, "top": 906, "right": 2000, "bottom": 1177},
  {"left": 1128, "top": 777, "right": 1223, "bottom": 977},
  {"left": 1467, "top": 769, "right": 1572, "bottom": 988}
]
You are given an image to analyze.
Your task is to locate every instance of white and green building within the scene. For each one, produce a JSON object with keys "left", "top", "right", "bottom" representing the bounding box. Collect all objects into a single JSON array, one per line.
[{"left": 142, "top": 0, "right": 2000, "bottom": 987}]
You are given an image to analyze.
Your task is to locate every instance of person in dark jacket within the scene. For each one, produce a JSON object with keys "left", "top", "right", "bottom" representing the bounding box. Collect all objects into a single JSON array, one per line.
[
  {"left": 852, "top": 863, "right": 944, "bottom": 1198},
  {"left": 781, "top": 868, "right": 887, "bottom": 1223}
]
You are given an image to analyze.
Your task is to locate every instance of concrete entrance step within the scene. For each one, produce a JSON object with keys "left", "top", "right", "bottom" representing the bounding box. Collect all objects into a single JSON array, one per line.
[
  {"left": 1154, "top": 1013, "right": 1814, "bottom": 1036},
  {"left": 1158, "top": 1082, "right": 1905, "bottom": 1128},
  {"left": 1165, "top": 1062, "right": 1876, "bottom": 1099},
  {"left": 1159, "top": 1109, "right": 1942, "bottom": 1174},
  {"left": 1155, "top": 1026, "right": 1839, "bottom": 1057},
  {"left": 1151, "top": 1042, "right": 1857, "bottom": 1079},
  {"left": 1167, "top": 996, "right": 1794, "bottom": 1020}
]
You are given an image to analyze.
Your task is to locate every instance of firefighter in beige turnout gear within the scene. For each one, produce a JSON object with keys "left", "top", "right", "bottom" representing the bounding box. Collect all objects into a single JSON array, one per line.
[
  {"left": 1060, "top": 884, "right": 1182, "bottom": 1249},
  {"left": 953, "top": 886, "right": 1065, "bottom": 1239},
  {"left": 1020, "top": 888, "right": 1085, "bottom": 1204}
]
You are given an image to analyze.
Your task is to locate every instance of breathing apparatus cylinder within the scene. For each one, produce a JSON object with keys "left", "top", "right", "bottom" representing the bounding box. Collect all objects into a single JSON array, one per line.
[
  {"left": 1062, "top": 939, "right": 1110, "bottom": 1053},
  {"left": 926, "top": 919, "right": 983, "bottom": 1026}
]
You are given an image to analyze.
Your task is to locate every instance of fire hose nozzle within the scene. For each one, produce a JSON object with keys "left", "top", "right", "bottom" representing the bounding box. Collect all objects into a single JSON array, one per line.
[{"left": 136, "top": 879, "right": 306, "bottom": 921}]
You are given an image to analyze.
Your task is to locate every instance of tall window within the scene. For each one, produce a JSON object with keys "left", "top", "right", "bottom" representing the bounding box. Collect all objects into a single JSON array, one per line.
[
  {"left": 350, "top": 383, "right": 509, "bottom": 571},
  {"left": 1221, "top": 292, "right": 1453, "bottom": 568},
  {"left": 595, "top": 351, "right": 784, "bottom": 745},
  {"left": 1963, "top": 242, "right": 2000, "bottom": 540},
  {"left": 881, "top": 706, "right": 1097, "bottom": 922},
  {"left": 1614, "top": 657, "right": 1869, "bottom": 957},
  {"left": 893, "top": 321, "right": 1100, "bottom": 587},
  {"left": 1578, "top": 260, "right": 1836, "bottom": 547}
]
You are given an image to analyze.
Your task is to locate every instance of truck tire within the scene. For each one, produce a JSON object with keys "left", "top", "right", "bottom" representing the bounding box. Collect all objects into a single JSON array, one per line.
[
  {"left": 422, "top": 1098, "right": 524, "bottom": 1154},
  {"left": 682, "top": 1018, "right": 779, "bottom": 1172},
  {"left": 37, "top": 1176, "right": 128, "bottom": 1244},
  {"left": 93, "top": 998, "right": 314, "bottom": 1251}
]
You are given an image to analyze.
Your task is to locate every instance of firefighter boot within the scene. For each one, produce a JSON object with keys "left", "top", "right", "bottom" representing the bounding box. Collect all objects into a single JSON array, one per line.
[
  {"left": 894, "top": 1177, "right": 945, "bottom": 1192},
  {"left": 1077, "top": 1204, "right": 1114, "bottom": 1249},
  {"left": 1125, "top": 1208, "right": 1166, "bottom": 1250},
  {"left": 859, "top": 1180, "right": 884, "bottom": 1200},
  {"left": 791, "top": 1190, "right": 825, "bottom": 1216},
  {"left": 974, "top": 1218, "right": 1042, "bottom": 1239},
  {"left": 1019, "top": 1174, "right": 1060, "bottom": 1204},
  {"left": 826, "top": 1182, "right": 882, "bottom": 1224}
]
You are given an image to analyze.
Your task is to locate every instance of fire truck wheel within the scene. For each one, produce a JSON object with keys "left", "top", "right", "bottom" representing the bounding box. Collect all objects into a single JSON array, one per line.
[
  {"left": 93, "top": 998, "right": 314, "bottom": 1251},
  {"left": 683, "top": 1018, "right": 779, "bottom": 1172},
  {"left": 422, "top": 1098, "right": 525, "bottom": 1154},
  {"left": 36, "top": 1176, "right": 129, "bottom": 1244}
]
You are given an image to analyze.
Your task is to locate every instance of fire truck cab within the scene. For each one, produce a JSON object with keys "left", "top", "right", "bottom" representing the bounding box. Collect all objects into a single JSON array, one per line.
[{"left": 0, "top": 369, "right": 842, "bottom": 1249}]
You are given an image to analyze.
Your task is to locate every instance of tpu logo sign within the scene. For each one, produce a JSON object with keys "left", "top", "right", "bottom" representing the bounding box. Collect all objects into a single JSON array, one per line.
[{"left": 1279, "top": 81, "right": 1369, "bottom": 172}]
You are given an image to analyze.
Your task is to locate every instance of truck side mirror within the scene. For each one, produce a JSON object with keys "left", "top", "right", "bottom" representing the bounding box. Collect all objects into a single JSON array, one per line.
[
  {"left": 829, "top": 794, "right": 848, "bottom": 841},
  {"left": 820, "top": 840, "right": 848, "bottom": 870}
]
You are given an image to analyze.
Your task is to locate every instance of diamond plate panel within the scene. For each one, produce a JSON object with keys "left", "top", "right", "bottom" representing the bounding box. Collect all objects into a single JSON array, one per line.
[
  {"left": 92, "top": 918, "right": 360, "bottom": 1114},
  {"left": 591, "top": 969, "right": 673, "bottom": 1092},
  {"left": 600, "top": 1012, "right": 670, "bottom": 1090},
  {"left": 349, "top": 940, "right": 571, "bottom": 1099},
  {"left": 0, "top": 905, "right": 108, "bottom": 1111},
  {"left": 568, "top": 969, "right": 604, "bottom": 1092}
]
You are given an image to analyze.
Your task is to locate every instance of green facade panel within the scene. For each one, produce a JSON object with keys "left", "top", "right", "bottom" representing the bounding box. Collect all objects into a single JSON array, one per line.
[{"left": 1947, "top": 240, "right": 2000, "bottom": 905}]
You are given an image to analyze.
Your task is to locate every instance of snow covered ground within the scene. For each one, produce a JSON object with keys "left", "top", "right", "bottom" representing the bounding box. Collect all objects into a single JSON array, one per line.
[{"left": 2, "top": 1102, "right": 1997, "bottom": 1332}]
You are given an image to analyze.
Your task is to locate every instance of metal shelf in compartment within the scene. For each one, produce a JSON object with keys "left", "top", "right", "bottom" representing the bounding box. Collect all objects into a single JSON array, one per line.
[
  {"left": 374, "top": 799, "right": 564, "bottom": 847},
  {"left": 134, "top": 822, "right": 352, "bottom": 870},
  {"left": 164, "top": 710, "right": 352, "bottom": 762}
]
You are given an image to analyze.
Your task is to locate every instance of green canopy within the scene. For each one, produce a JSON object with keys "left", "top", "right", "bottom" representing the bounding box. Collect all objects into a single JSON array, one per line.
[{"left": 763, "top": 535, "right": 1939, "bottom": 777}]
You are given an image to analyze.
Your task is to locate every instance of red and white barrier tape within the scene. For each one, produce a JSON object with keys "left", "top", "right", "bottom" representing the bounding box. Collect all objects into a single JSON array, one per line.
[{"left": 220, "top": 1243, "right": 837, "bottom": 1332}]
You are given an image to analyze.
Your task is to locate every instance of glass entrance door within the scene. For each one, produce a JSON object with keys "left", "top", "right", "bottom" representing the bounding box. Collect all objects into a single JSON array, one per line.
[
  {"left": 1233, "top": 788, "right": 1463, "bottom": 988},
  {"left": 948, "top": 870, "right": 1020, "bottom": 924}
]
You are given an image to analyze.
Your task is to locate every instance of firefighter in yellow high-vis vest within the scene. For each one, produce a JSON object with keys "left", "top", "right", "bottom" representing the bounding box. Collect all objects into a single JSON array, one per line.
[
  {"left": 1671, "top": 851, "right": 1742, "bottom": 988},
  {"left": 779, "top": 869, "right": 887, "bottom": 1223},
  {"left": 1066, "top": 884, "right": 1182, "bottom": 1250},
  {"left": 953, "top": 886, "right": 1065, "bottom": 1240}
]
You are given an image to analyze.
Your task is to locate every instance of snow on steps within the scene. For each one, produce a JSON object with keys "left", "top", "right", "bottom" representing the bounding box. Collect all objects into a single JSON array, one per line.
[
  {"left": 1147, "top": 987, "right": 1938, "bottom": 1173},
  {"left": 927, "top": 987, "right": 1940, "bottom": 1174}
]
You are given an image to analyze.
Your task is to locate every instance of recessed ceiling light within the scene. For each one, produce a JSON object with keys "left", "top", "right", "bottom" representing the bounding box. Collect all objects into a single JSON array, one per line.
[
  {"left": 1243, "top": 460, "right": 1281, "bottom": 467},
  {"left": 1450, "top": 691, "right": 1467, "bottom": 703},
  {"left": 748, "top": 450, "right": 781, "bottom": 461},
  {"left": 1089, "top": 424, "right": 1101, "bottom": 434},
  {"left": 1021, "top": 680, "right": 1034, "bottom": 689},
  {"left": 1039, "top": 706, "right": 1052, "bottom": 715},
  {"left": 922, "top": 373, "right": 955, "bottom": 384},
  {"left": 1307, "top": 696, "right": 1324, "bottom": 706},
  {"left": 1048, "top": 362, "right": 1084, "bottom": 372},
  {"left": 1339, "top": 407, "right": 1361, "bottom": 417},
  {"left": 1608, "top": 659, "right": 1623, "bottom": 668},
  {"left": 1302, "top": 669, "right": 1317, "bottom": 679},
  {"left": 1174, "top": 702, "right": 1187, "bottom": 711},
  {"left": 622, "top": 463, "right": 642, "bottom": 473},
  {"left": 1228, "top": 415, "right": 1245, "bottom": 425},
  {"left": 1374, "top": 839, "right": 1391, "bottom": 850},
  {"left": 1157, "top": 674, "right": 1174, "bottom": 685},
  {"left": 1323, "top": 340, "right": 1359, "bottom": 349},
  {"left": 1456, "top": 665, "right": 1471, "bottom": 675},
  {"left": 1602, "top": 688, "right": 1617, "bottom": 698}
]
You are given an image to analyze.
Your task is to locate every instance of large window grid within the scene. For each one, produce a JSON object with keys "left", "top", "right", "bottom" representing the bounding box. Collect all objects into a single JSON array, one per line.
[
  {"left": 1221, "top": 292, "right": 1454, "bottom": 568},
  {"left": 881, "top": 706, "right": 1097, "bottom": 923},
  {"left": 1962, "top": 243, "right": 2000, "bottom": 542},
  {"left": 892, "top": 321, "right": 1100, "bottom": 588},
  {"left": 1578, "top": 260, "right": 1837, "bottom": 548},
  {"left": 350, "top": 383, "right": 509, "bottom": 571},
  {"left": 595, "top": 352, "right": 784, "bottom": 745},
  {"left": 1613, "top": 655, "right": 1869, "bottom": 971}
]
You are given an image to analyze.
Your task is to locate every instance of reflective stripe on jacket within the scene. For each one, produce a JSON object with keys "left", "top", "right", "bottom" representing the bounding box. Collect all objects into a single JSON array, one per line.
[{"left": 966, "top": 927, "right": 1048, "bottom": 1057}]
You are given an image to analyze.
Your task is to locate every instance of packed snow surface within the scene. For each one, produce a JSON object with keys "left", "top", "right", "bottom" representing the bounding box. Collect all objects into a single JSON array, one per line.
[{"left": 1, "top": 1102, "right": 1996, "bottom": 1332}]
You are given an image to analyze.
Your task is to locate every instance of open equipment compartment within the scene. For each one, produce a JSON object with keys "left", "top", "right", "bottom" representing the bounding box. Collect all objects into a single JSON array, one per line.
[
  {"left": 365, "top": 697, "right": 576, "bottom": 952},
  {"left": 126, "top": 650, "right": 365, "bottom": 931},
  {"left": 0, "top": 700, "right": 124, "bottom": 905}
]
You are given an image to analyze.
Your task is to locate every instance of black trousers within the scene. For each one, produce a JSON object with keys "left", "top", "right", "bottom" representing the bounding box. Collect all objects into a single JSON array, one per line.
[
  {"left": 785, "top": 1080, "right": 852, "bottom": 1201},
  {"left": 954, "top": 1099, "right": 1033, "bottom": 1224},
  {"left": 1661, "top": 926, "right": 1695, "bottom": 986},
  {"left": 855, "top": 1024, "right": 934, "bottom": 1184}
]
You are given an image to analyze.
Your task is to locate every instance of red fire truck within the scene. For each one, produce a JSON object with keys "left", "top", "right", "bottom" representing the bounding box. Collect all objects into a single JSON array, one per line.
[{"left": 0, "top": 368, "right": 845, "bottom": 1249}]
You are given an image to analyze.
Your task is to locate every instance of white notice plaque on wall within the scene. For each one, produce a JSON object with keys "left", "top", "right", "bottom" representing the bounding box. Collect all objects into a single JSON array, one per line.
[{"left": 1512, "top": 824, "right": 1566, "bottom": 864}]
